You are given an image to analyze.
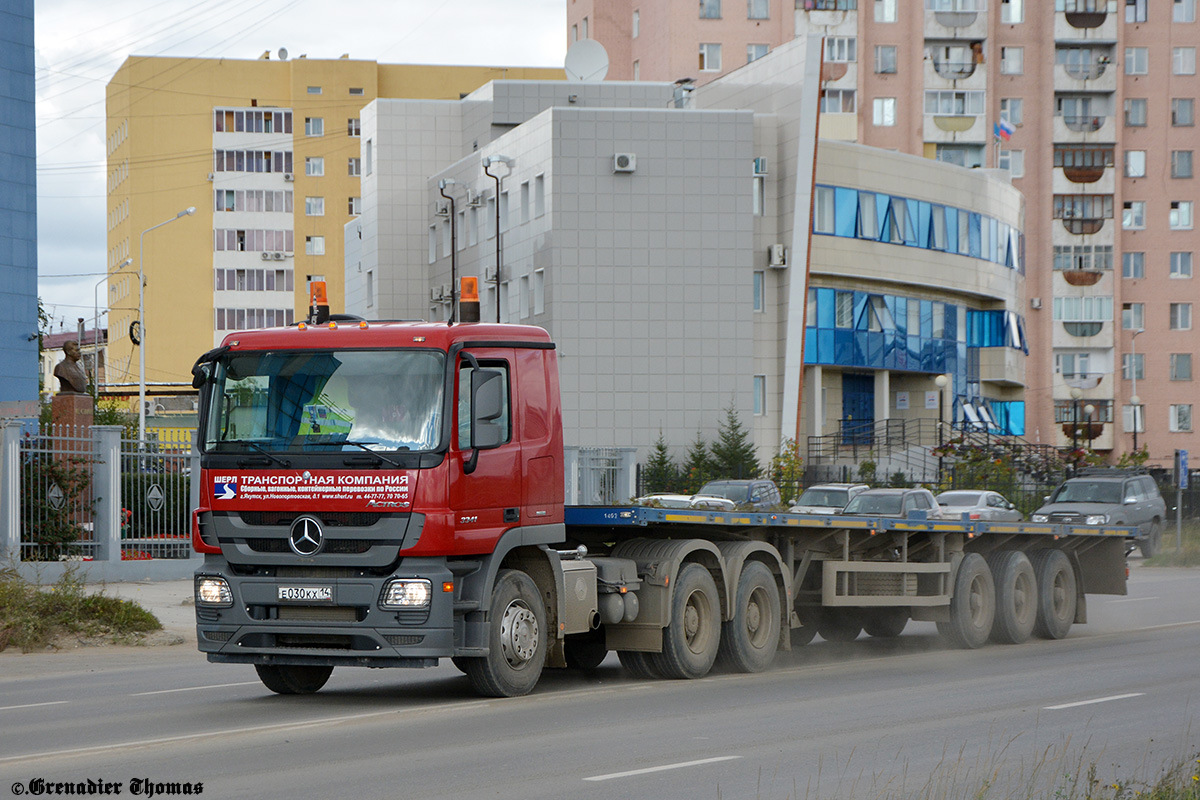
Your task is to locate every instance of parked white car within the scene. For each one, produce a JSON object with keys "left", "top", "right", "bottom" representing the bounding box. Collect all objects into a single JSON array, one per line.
[
  {"left": 936, "top": 490, "right": 1023, "bottom": 522},
  {"left": 790, "top": 483, "right": 870, "bottom": 515}
]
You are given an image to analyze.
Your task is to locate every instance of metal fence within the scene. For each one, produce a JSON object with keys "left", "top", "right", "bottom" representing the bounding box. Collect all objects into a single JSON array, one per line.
[
  {"left": 119, "top": 428, "right": 194, "bottom": 560},
  {"left": 565, "top": 446, "right": 637, "bottom": 506},
  {"left": 18, "top": 424, "right": 98, "bottom": 561}
]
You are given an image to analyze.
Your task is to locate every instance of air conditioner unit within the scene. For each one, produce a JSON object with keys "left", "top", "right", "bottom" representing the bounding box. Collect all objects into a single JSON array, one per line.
[
  {"left": 272, "top": 252, "right": 285, "bottom": 261},
  {"left": 484, "top": 266, "right": 498, "bottom": 282},
  {"left": 613, "top": 153, "right": 637, "bottom": 173},
  {"left": 768, "top": 244, "right": 787, "bottom": 268},
  {"left": 431, "top": 286, "right": 443, "bottom": 301},
  {"left": 753, "top": 157, "right": 768, "bottom": 175},
  {"left": 466, "top": 191, "right": 485, "bottom": 208},
  {"left": 1030, "top": 297, "right": 1043, "bottom": 309},
  {"left": 261, "top": 251, "right": 272, "bottom": 261},
  {"left": 441, "top": 283, "right": 452, "bottom": 300},
  {"left": 283, "top": 172, "right": 294, "bottom": 181},
  {"left": 142, "top": 400, "right": 157, "bottom": 418}
]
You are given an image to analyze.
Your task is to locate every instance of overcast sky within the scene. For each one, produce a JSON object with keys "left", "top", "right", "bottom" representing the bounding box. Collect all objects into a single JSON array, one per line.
[{"left": 33, "top": 0, "right": 567, "bottom": 334}]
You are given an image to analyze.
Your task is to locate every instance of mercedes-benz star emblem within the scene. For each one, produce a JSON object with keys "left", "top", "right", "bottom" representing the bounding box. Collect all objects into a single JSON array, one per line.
[{"left": 289, "top": 516, "right": 324, "bottom": 556}]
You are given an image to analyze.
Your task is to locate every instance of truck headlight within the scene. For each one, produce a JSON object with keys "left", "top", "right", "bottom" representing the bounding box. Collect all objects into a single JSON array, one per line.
[
  {"left": 1031, "top": 514, "right": 1048, "bottom": 522},
  {"left": 1085, "top": 514, "right": 1109, "bottom": 525},
  {"left": 195, "top": 576, "right": 233, "bottom": 607},
  {"left": 380, "top": 579, "right": 432, "bottom": 609}
]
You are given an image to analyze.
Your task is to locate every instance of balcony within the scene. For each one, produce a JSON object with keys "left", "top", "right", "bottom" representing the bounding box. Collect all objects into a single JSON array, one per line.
[
  {"left": 1055, "top": 10, "right": 1118, "bottom": 42},
  {"left": 1053, "top": 114, "right": 1115, "bottom": 143},
  {"left": 1059, "top": 217, "right": 1107, "bottom": 235},
  {"left": 924, "top": 8, "right": 988, "bottom": 39},
  {"left": 924, "top": 58, "right": 986, "bottom": 90},
  {"left": 924, "top": 114, "right": 984, "bottom": 143},
  {"left": 1054, "top": 166, "right": 1114, "bottom": 194},
  {"left": 1053, "top": 61, "right": 1117, "bottom": 92},
  {"left": 978, "top": 347, "right": 1025, "bottom": 388}
]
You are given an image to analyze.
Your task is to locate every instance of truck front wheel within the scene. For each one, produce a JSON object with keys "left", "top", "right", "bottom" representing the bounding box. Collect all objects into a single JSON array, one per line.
[
  {"left": 652, "top": 563, "right": 721, "bottom": 679},
  {"left": 255, "top": 664, "right": 333, "bottom": 695},
  {"left": 464, "top": 569, "right": 547, "bottom": 697}
]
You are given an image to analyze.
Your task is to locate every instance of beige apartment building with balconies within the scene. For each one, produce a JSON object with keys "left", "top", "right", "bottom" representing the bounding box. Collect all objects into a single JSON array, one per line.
[{"left": 573, "top": 0, "right": 1200, "bottom": 467}]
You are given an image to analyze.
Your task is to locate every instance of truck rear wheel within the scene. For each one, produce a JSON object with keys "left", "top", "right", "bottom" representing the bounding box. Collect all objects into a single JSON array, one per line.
[
  {"left": 651, "top": 562, "right": 721, "bottom": 679},
  {"left": 564, "top": 629, "right": 608, "bottom": 670},
  {"left": 987, "top": 551, "right": 1036, "bottom": 644},
  {"left": 937, "top": 553, "right": 995, "bottom": 649},
  {"left": 617, "top": 650, "right": 662, "bottom": 679},
  {"left": 716, "top": 562, "right": 780, "bottom": 673},
  {"left": 1032, "top": 549, "right": 1076, "bottom": 640},
  {"left": 817, "top": 608, "right": 862, "bottom": 642},
  {"left": 255, "top": 664, "right": 333, "bottom": 695},
  {"left": 463, "top": 569, "right": 546, "bottom": 697},
  {"left": 862, "top": 608, "right": 908, "bottom": 638}
]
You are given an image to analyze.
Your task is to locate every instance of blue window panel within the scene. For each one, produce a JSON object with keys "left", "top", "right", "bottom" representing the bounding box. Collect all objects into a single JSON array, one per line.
[
  {"left": 817, "top": 288, "right": 834, "bottom": 329},
  {"left": 858, "top": 192, "right": 879, "bottom": 239},
  {"left": 942, "top": 303, "right": 957, "bottom": 341},
  {"left": 833, "top": 329, "right": 855, "bottom": 365},
  {"left": 1016, "top": 314, "right": 1028, "bottom": 354},
  {"left": 920, "top": 339, "right": 935, "bottom": 372},
  {"left": 804, "top": 328, "right": 818, "bottom": 363},
  {"left": 945, "top": 207, "right": 959, "bottom": 254},
  {"left": 894, "top": 297, "right": 907, "bottom": 336},
  {"left": 989, "top": 218, "right": 999, "bottom": 263},
  {"left": 877, "top": 196, "right": 895, "bottom": 243},
  {"left": 968, "top": 213, "right": 982, "bottom": 258},
  {"left": 920, "top": 300, "right": 933, "bottom": 339},
  {"left": 854, "top": 331, "right": 870, "bottom": 367},
  {"left": 853, "top": 291, "right": 869, "bottom": 330},
  {"left": 992, "top": 401, "right": 1025, "bottom": 436},
  {"left": 834, "top": 188, "right": 858, "bottom": 237},
  {"left": 866, "top": 331, "right": 885, "bottom": 367},
  {"left": 917, "top": 201, "right": 932, "bottom": 249},
  {"left": 904, "top": 199, "right": 920, "bottom": 246},
  {"left": 819, "top": 328, "right": 835, "bottom": 362},
  {"left": 884, "top": 332, "right": 899, "bottom": 369},
  {"left": 907, "top": 335, "right": 922, "bottom": 366}
]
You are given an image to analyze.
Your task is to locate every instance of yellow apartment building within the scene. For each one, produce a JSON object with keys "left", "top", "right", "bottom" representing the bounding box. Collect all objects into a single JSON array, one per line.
[{"left": 105, "top": 55, "right": 562, "bottom": 409}]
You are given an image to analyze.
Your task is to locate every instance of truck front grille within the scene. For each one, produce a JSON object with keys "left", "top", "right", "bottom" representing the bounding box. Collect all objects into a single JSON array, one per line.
[
  {"left": 244, "top": 537, "right": 374, "bottom": 555},
  {"left": 238, "top": 511, "right": 384, "bottom": 527}
]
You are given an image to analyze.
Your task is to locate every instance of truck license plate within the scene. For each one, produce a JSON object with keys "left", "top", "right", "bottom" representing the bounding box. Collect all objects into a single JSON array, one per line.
[{"left": 278, "top": 586, "right": 332, "bottom": 602}]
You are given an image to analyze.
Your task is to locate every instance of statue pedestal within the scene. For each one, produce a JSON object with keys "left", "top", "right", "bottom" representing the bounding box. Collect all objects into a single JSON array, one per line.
[{"left": 51, "top": 392, "right": 94, "bottom": 434}]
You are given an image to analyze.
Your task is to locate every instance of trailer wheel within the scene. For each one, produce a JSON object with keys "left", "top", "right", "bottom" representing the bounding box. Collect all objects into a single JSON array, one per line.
[
  {"left": 1032, "top": 550, "right": 1077, "bottom": 640},
  {"left": 791, "top": 607, "right": 818, "bottom": 646},
  {"left": 463, "top": 569, "right": 546, "bottom": 697},
  {"left": 862, "top": 608, "right": 908, "bottom": 638},
  {"left": 254, "top": 664, "right": 333, "bottom": 695},
  {"left": 716, "top": 562, "right": 781, "bottom": 673},
  {"left": 987, "top": 551, "right": 1036, "bottom": 645},
  {"left": 1139, "top": 520, "right": 1163, "bottom": 559},
  {"left": 564, "top": 629, "right": 608, "bottom": 670},
  {"left": 617, "top": 650, "right": 662, "bottom": 679},
  {"left": 652, "top": 562, "right": 721, "bottom": 679},
  {"left": 937, "top": 553, "right": 995, "bottom": 649},
  {"left": 816, "top": 608, "right": 862, "bottom": 642}
]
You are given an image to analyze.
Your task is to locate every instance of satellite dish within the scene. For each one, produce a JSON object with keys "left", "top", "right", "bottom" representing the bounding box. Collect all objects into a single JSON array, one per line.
[
  {"left": 564, "top": 39, "right": 609, "bottom": 82},
  {"left": 278, "top": 47, "right": 289, "bottom": 61}
]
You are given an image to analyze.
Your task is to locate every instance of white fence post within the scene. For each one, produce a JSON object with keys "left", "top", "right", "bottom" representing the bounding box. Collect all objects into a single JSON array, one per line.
[
  {"left": 91, "top": 425, "right": 123, "bottom": 562},
  {"left": 1, "top": 421, "right": 21, "bottom": 561}
]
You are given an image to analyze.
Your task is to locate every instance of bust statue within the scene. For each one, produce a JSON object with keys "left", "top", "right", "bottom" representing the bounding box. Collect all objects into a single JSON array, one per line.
[{"left": 54, "top": 340, "right": 89, "bottom": 394}]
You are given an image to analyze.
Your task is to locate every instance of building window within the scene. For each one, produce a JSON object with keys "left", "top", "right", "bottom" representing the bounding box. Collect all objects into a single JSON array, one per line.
[
  {"left": 1123, "top": 252, "right": 1145, "bottom": 278},
  {"left": 1173, "top": 98, "right": 1195, "bottom": 126},
  {"left": 632, "top": 9, "right": 640, "bottom": 36},
  {"left": 428, "top": 225, "right": 437, "bottom": 263},
  {"left": 571, "top": 24, "right": 577, "bottom": 41},
  {"left": 1000, "top": 98, "right": 1023, "bottom": 126},
  {"left": 749, "top": 0, "right": 769, "bottom": 18},
  {"left": 1171, "top": 251, "right": 1194, "bottom": 278},
  {"left": 1171, "top": 302, "right": 1193, "bottom": 329},
  {"left": 533, "top": 270, "right": 545, "bottom": 315},
  {"left": 1170, "top": 404, "right": 1193, "bottom": 432},
  {"left": 348, "top": 157, "right": 361, "bottom": 176},
  {"left": 1058, "top": 352, "right": 1092, "bottom": 379},
  {"left": 814, "top": 186, "right": 835, "bottom": 233},
  {"left": 1122, "top": 353, "right": 1145, "bottom": 380},
  {"left": 924, "top": 90, "right": 985, "bottom": 115},
  {"left": 752, "top": 175, "right": 765, "bottom": 215},
  {"left": 875, "top": 45, "right": 897, "bottom": 74},
  {"left": 1126, "top": 0, "right": 1148, "bottom": 23},
  {"left": 1125, "top": 150, "right": 1147, "bottom": 177},
  {"left": 306, "top": 156, "right": 324, "bottom": 177},
  {"left": 1174, "top": 47, "right": 1197, "bottom": 74},
  {"left": 835, "top": 291, "right": 854, "bottom": 328},
  {"left": 821, "top": 89, "right": 856, "bottom": 113},
  {"left": 875, "top": 0, "right": 897, "bottom": 21},
  {"left": 365, "top": 139, "right": 372, "bottom": 175},
  {"left": 747, "top": 44, "right": 769, "bottom": 63},
  {"left": 305, "top": 196, "right": 324, "bottom": 216},
  {"left": 1053, "top": 295, "right": 1113, "bottom": 322},
  {"left": 1123, "top": 405, "right": 1145, "bottom": 433},
  {"left": 1125, "top": 47, "right": 1149, "bottom": 74},
  {"left": 753, "top": 270, "right": 764, "bottom": 312},
  {"left": 1172, "top": 150, "right": 1194, "bottom": 178},
  {"left": 349, "top": 87, "right": 364, "bottom": 96},
  {"left": 349, "top": 196, "right": 361, "bottom": 216},
  {"left": 1054, "top": 245, "right": 1113, "bottom": 271},
  {"left": 1171, "top": 201, "right": 1194, "bottom": 229},
  {"left": 1001, "top": 47, "right": 1023, "bottom": 74},
  {"left": 305, "top": 236, "right": 325, "bottom": 256},
  {"left": 753, "top": 375, "right": 766, "bottom": 416},
  {"left": 305, "top": 117, "right": 323, "bottom": 137},
  {"left": 1001, "top": 0, "right": 1024, "bottom": 22},
  {"left": 534, "top": 175, "right": 546, "bottom": 217},
  {"left": 1171, "top": 353, "right": 1193, "bottom": 380},
  {"left": 826, "top": 37, "right": 857, "bottom": 63},
  {"left": 582, "top": 16, "right": 588, "bottom": 37},
  {"left": 699, "top": 43, "right": 722, "bottom": 71},
  {"left": 1123, "top": 201, "right": 1146, "bottom": 229},
  {"left": 1122, "top": 303, "right": 1145, "bottom": 329},
  {"left": 999, "top": 149, "right": 1024, "bottom": 178},
  {"left": 873, "top": 97, "right": 896, "bottom": 126},
  {"left": 1176, "top": 0, "right": 1196, "bottom": 22},
  {"left": 347, "top": 118, "right": 361, "bottom": 137},
  {"left": 633, "top": 60, "right": 640, "bottom": 80},
  {"left": 307, "top": 86, "right": 322, "bottom": 95},
  {"left": 1125, "top": 98, "right": 1148, "bottom": 126},
  {"left": 701, "top": 0, "right": 721, "bottom": 18}
]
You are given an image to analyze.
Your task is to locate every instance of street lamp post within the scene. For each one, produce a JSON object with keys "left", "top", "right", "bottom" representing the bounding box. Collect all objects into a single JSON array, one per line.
[
  {"left": 93, "top": 258, "right": 133, "bottom": 400},
  {"left": 1131, "top": 327, "right": 1144, "bottom": 452},
  {"left": 138, "top": 207, "right": 196, "bottom": 444},
  {"left": 934, "top": 374, "right": 949, "bottom": 486},
  {"left": 482, "top": 155, "right": 513, "bottom": 323},
  {"left": 1070, "top": 387, "right": 1083, "bottom": 474}
]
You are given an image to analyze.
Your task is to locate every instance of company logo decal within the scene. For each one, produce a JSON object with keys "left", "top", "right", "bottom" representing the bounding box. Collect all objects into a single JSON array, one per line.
[
  {"left": 289, "top": 516, "right": 324, "bottom": 556},
  {"left": 213, "top": 479, "right": 238, "bottom": 500}
]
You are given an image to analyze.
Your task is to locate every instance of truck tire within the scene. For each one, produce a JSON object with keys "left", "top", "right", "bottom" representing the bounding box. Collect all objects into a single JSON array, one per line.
[
  {"left": 1139, "top": 520, "right": 1163, "bottom": 558},
  {"left": 1032, "top": 549, "right": 1076, "bottom": 640},
  {"left": 463, "top": 569, "right": 546, "bottom": 697},
  {"left": 816, "top": 608, "right": 862, "bottom": 642},
  {"left": 862, "top": 607, "right": 908, "bottom": 638},
  {"left": 651, "top": 562, "right": 721, "bottom": 679},
  {"left": 617, "top": 650, "right": 662, "bottom": 679},
  {"left": 936, "top": 553, "right": 995, "bottom": 649},
  {"left": 254, "top": 664, "right": 333, "bottom": 695},
  {"left": 987, "top": 551, "right": 1036, "bottom": 645},
  {"left": 791, "top": 607, "right": 818, "bottom": 646},
  {"left": 564, "top": 629, "right": 608, "bottom": 670},
  {"left": 716, "top": 562, "right": 781, "bottom": 673}
]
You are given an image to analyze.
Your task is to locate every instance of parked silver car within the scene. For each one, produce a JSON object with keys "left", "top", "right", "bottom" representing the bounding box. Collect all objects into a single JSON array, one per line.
[
  {"left": 841, "top": 487, "right": 943, "bottom": 519},
  {"left": 936, "top": 490, "right": 1023, "bottom": 522},
  {"left": 790, "top": 483, "right": 870, "bottom": 515}
]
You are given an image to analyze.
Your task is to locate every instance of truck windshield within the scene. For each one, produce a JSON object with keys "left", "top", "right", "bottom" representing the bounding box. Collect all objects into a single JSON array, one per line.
[{"left": 204, "top": 349, "right": 445, "bottom": 453}]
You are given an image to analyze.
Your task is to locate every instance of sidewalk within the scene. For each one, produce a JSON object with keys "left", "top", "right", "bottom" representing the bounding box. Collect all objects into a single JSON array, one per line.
[{"left": 93, "top": 578, "right": 197, "bottom": 644}]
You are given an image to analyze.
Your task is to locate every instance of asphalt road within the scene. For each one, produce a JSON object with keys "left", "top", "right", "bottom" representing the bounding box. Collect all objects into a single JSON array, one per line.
[{"left": 2, "top": 565, "right": 1198, "bottom": 800}]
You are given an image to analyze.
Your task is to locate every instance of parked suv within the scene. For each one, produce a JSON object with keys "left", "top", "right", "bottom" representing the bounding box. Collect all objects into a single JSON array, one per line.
[
  {"left": 1031, "top": 468, "right": 1166, "bottom": 556},
  {"left": 696, "top": 479, "right": 782, "bottom": 510},
  {"left": 790, "top": 483, "right": 869, "bottom": 515}
]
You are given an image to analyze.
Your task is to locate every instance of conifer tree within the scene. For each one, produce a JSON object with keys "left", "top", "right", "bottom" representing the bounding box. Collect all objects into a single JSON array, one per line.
[
  {"left": 642, "top": 431, "right": 679, "bottom": 494},
  {"left": 680, "top": 431, "right": 713, "bottom": 494},
  {"left": 710, "top": 404, "right": 759, "bottom": 480}
]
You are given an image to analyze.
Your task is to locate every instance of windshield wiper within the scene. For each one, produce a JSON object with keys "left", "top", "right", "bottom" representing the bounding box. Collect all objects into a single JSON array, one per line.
[
  {"left": 341, "top": 441, "right": 403, "bottom": 467},
  {"left": 222, "top": 439, "right": 291, "bottom": 468}
]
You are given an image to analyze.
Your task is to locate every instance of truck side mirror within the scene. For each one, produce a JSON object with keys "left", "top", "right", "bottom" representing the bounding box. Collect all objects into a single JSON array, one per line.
[{"left": 470, "top": 369, "right": 504, "bottom": 449}]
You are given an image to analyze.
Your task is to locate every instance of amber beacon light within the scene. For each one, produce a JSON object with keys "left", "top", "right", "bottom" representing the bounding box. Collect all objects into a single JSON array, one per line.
[{"left": 460, "top": 276, "right": 481, "bottom": 322}]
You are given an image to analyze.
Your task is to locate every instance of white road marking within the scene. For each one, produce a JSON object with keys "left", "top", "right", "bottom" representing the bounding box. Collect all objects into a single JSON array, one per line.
[
  {"left": 1044, "top": 693, "right": 1144, "bottom": 710},
  {"left": 0, "top": 701, "right": 69, "bottom": 712},
  {"left": 584, "top": 756, "right": 742, "bottom": 782},
  {"left": 132, "top": 681, "right": 259, "bottom": 696},
  {"left": 1108, "top": 596, "right": 1158, "bottom": 603}
]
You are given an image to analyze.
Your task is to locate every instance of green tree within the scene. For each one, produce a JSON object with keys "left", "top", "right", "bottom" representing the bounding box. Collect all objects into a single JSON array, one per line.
[
  {"left": 642, "top": 431, "right": 679, "bottom": 494},
  {"left": 769, "top": 437, "right": 804, "bottom": 504},
  {"left": 680, "top": 432, "right": 713, "bottom": 494},
  {"left": 710, "top": 404, "right": 759, "bottom": 480}
]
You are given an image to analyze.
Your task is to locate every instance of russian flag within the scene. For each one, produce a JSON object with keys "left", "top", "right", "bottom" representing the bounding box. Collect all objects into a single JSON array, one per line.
[{"left": 994, "top": 119, "right": 1015, "bottom": 140}]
